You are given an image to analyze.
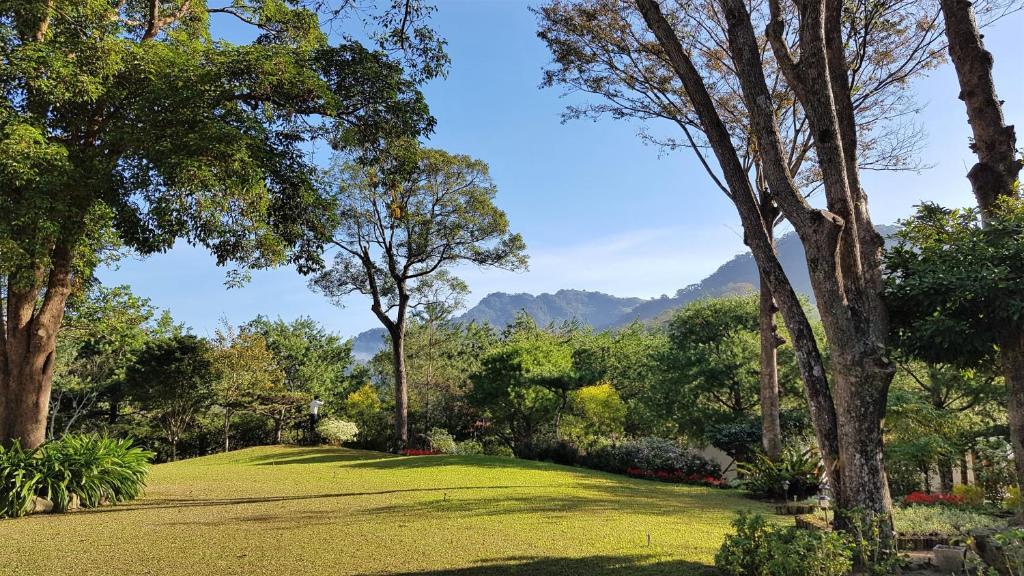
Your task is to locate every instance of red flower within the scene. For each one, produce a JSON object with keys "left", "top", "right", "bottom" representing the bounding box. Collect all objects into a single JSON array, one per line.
[
  {"left": 904, "top": 491, "right": 964, "bottom": 506},
  {"left": 400, "top": 449, "right": 439, "bottom": 456}
]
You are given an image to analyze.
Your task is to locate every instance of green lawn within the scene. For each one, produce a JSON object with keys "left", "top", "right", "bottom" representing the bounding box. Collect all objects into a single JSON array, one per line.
[{"left": 0, "top": 445, "right": 774, "bottom": 576}]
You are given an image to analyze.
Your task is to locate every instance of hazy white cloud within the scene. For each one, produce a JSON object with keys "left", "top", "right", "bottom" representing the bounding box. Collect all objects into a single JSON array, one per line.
[{"left": 452, "top": 224, "right": 747, "bottom": 302}]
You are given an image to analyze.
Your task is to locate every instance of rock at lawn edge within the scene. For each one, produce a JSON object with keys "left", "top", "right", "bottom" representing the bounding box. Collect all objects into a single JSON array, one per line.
[{"left": 29, "top": 497, "right": 53, "bottom": 515}]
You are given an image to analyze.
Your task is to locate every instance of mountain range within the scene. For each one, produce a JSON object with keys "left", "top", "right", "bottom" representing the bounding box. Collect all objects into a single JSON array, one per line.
[{"left": 351, "top": 225, "right": 897, "bottom": 359}]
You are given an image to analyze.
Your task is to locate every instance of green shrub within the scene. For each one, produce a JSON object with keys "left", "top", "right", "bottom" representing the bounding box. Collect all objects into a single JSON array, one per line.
[
  {"left": 427, "top": 428, "right": 457, "bottom": 454},
  {"left": 519, "top": 439, "right": 580, "bottom": 465},
  {"left": 482, "top": 438, "right": 514, "bottom": 457},
  {"left": 452, "top": 440, "right": 484, "bottom": 456},
  {"left": 39, "top": 434, "right": 154, "bottom": 511},
  {"left": 715, "top": 511, "right": 853, "bottom": 576},
  {"left": 952, "top": 483, "right": 986, "bottom": 507},
  {"left": 975, "top": 437, "right": 1016, "bottom": 501},
  {"left": 582, "top": 437, "right": 721, "bottom": 479},
  {"left": 738, "top": 449, "right": 822, "bottom": 500},
  {"left": 0, "top": 441, "right": 41, "bottom": 518},
  {"left": 893, "top": 504, "right": 1007, "bottom": 537},
  {"left": 317, "top": 418, "right": 359, "bottom": 446},
  {"left": 1005, "top": 485, "right": 1021, "bottom": 513}
]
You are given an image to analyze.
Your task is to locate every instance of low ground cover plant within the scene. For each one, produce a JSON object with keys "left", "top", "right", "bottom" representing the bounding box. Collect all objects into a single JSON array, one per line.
[
  {"left": 0, "top": 434, "right": 153, "bottom": 518},
  {"left": 893, "top": 504, "right": 1008, "bottom": 537},
  {"left": 400, "top": 449, "right": 440, "bottom": 456}
]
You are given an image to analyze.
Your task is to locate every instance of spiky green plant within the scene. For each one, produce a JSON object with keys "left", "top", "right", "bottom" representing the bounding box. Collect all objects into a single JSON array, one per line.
[
  {"left": 0, "top": 441, "right": 41, "bottom": 518},
  {"left": 39, "top": 435, "right": 154, "bottom": 510}
]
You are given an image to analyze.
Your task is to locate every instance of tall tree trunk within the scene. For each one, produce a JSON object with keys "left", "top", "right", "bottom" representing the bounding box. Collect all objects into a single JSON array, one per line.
[
  {"left": 940, "top": 0, "right": 1024, "bottom": 507},
  {"left": 759, "top": 276, "right": 784, "bottom": 460},
  {"left": 940, "top": 0, "right": 1022, "bottom": 221},
  {"left": 635, "top": 0, "right": 842, "bottom": 501},
  {"left": 733, "top": 0, "right": 895, "bottom": 534},
  {"left": 941, "top": 0, "right": 1024, "bottom": 515},
  {"left": 391, "top": 328, "right": 409, "bottom": 449},
  {"left": 756, "top": 192, "right": 785, "bottom": 461},
  {"left": 1, "top": 247, "right": 75, "bottom": 449}
]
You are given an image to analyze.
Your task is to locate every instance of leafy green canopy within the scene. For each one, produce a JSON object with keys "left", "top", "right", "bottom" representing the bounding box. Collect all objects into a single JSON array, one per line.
[
  {"left": 0, "top": 0, "right": 435, "bottom": 285},
  {"left": 658, "top": 294, "right": 805, "bottom": 447},
  {"left": 886, "top": 199, "right": 1024, "bottom": 366}
]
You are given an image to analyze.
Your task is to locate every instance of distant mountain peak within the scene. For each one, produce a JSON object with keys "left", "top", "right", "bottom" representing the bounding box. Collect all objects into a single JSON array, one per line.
[{"left": 350, "top": 225, "right": 898, "bottom": 359}]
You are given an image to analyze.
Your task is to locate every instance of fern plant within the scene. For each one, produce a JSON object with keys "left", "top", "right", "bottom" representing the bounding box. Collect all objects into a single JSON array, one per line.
[{"left": 738, "top": 448, "right": 823, "bottom": 500}]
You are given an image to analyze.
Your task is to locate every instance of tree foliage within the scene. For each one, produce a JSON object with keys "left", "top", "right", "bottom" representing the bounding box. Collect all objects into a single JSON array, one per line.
[{"left": 887, "top": 199, "right": 1024, "bottom": 366}]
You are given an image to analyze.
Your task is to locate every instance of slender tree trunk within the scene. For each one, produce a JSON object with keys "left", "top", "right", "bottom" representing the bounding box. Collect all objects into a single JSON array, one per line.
[
  {"left": 223, "top": 410, "right": 231, "bottom": 453},
  {"left": 759, "top": 275, "right": 784, "bottom": 460},
  {"left": 391, "top": 328, "right": 409, "bottom": 449},
  {"left": 1, "top": 248, "right": 75, "bottom": 449},
  {"left": 275, "top": 409, "right": 284, "bottom": 444}
]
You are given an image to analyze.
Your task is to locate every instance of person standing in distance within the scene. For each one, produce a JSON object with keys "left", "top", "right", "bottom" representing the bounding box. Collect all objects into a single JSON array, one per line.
[{"left": 309, "top": 395, "right": 324, "bottom": 444}]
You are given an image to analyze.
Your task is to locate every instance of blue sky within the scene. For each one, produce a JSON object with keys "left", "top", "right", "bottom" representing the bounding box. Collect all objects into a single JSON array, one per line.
[{"left": 97, "top": 1, "right": 1024, "bottom": 339}]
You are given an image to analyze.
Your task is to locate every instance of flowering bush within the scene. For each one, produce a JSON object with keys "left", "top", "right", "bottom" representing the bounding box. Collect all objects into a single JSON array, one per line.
[
  {"left": 316, "top": 418, "right": 359, "bottom": 446},
  {"left": 625, "top": 467, "right": 723, "bottom": 487},
  {"left": 583, "top": 437, "right": 723, "bottom": 486},
  {"left": 903, "top": 491, "right": 964, "bottom": 506},
  {"left": 426, "top": 428, "right": 457, "bottom": 454},
  {"left": 400, "top": 449, "right": 439, "bottom": 456}
]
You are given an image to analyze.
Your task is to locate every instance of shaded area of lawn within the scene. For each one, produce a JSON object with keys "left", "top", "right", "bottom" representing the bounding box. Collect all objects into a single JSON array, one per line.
[
  {"left": 357, "top": 554, "right": 717, "bottom": 576},
  {"left": 0, "top": 445, "right": 770, "bottom": 576}
]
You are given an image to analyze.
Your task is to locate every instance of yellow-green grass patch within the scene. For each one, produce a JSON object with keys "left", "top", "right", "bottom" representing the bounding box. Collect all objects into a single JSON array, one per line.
[{"left": 0, "top": 445, "right": 775, "bottom": 576}]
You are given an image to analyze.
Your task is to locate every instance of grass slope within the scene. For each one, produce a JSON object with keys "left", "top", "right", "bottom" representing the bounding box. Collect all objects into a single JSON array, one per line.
[{"left": 0, "top": 446, "right": 773, "bottom": 576}]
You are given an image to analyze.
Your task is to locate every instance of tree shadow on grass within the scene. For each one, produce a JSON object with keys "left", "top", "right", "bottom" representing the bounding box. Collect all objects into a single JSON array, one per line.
[
  {"left": 73, "top": 484, "right": 558, "bottom": 516},
  {"left": 356, "top": 555, "right": 717, "bottom": 576},
  {"left": 242, "top": 446, "right": 397, "bottom": 466}
]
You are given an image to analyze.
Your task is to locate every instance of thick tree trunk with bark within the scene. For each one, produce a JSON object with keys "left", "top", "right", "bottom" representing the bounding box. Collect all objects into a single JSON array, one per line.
[
  {"left": 721, "top": 0, "right": 896, "bottom": 533},
  {"left": 940, "top": 0, "right": 1022, "bottom": 220},
  {"left": 1, "top": 248, "right": 75, "bottom": 449},
  {"left": 635, "top": 0, "right": 842, "bottom": 500},
  {"left": 940, "top": 0, "right": 1024, "bottom": 506},
  {"left": 759, "top": 275, "right": 784, "bottom": 460},
  {"left": 390, "top": 327, "right": 409, "bottom": 449}
]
